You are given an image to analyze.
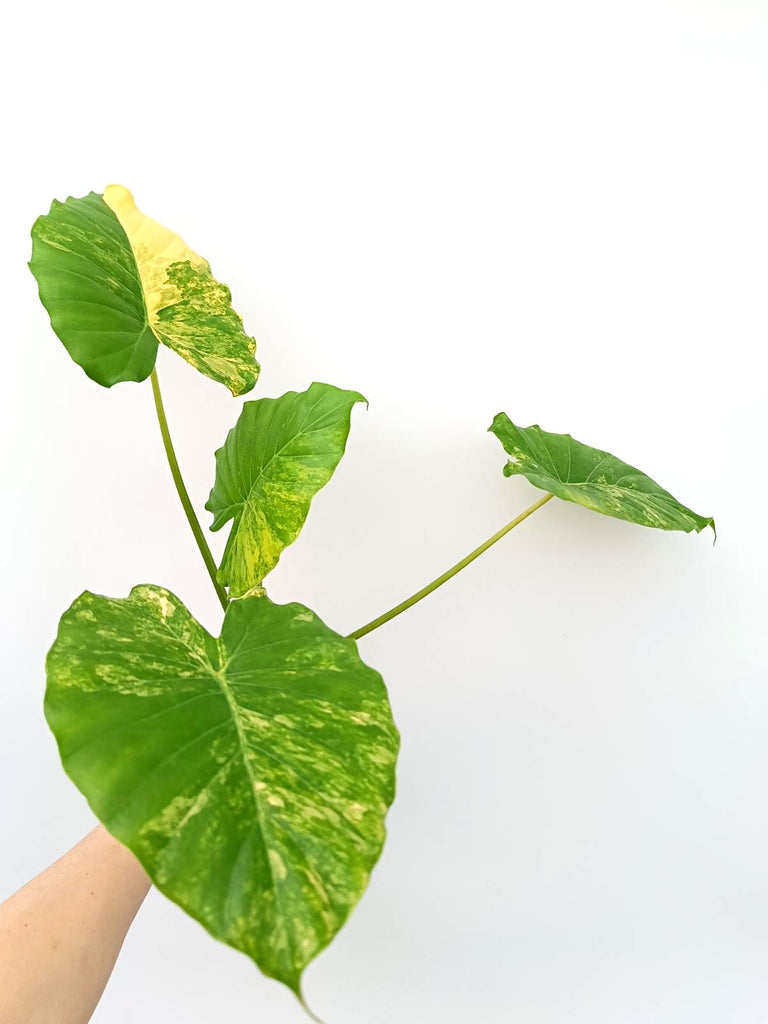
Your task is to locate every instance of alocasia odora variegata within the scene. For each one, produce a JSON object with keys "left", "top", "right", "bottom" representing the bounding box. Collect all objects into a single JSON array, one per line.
[
  {"left": 30, "top": 186, "right": 258, "bottom": 393},
  {"left": 45, "top": 586, "right": 398, "bottom": 997},
  {"left": 29, "top": 185, "right": 714, "bottom": 1016}
]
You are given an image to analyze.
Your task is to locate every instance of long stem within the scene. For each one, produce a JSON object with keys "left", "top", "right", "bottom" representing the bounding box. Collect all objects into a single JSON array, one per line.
[
  {"left": 348, "top": 492, "right": 553, "bottom": 640},
  {"left": 149, "top": 368, "right": 229, "bottom": 612}
]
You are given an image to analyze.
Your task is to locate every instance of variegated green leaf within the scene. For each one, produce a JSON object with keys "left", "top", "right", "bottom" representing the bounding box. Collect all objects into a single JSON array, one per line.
[
  {"left": 490, "top": 414, "right": 714, "bottom": 535},
  {"left": 45, "top": 584, "right": 398, "bottom": 996},
  {"left": 29, "top": 186, "right": 259, "bottom": 394},
  {"left": 207, "top": 383, "right": 366, "bottom": 598}
]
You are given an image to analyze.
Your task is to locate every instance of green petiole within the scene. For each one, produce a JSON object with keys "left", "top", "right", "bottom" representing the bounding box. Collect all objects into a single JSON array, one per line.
[
  {"left": 149, "top": 367, "right": 229, "bottom": 612},
  {"left": 349, "top": 492, "right": 554, "bottom": 640}
]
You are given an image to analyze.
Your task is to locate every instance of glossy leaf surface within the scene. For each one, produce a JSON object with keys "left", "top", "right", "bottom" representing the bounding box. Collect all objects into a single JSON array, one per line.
[
  {"left": 29, "top": 192, "right": 156, "bottom": 386},
  {"left": 45, "top": 585, "right": 398, "bottom": 993},
  {"left": 490, "top": 414, "right": 714, "bottom": 535},
  {"left": 29, "top": 187, "right": 259, "bottom": 394},
  {"left": 207, "top": 383, "right": 366, "bottom": 598}
]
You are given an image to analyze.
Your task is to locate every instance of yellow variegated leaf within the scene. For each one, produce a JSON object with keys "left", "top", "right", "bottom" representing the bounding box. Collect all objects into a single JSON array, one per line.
[
  {"left": 30, "top": 187, "right": 259, "bottom": 394},
  {"left": 207, "top": 383, "right": 366, "bottom": 598},
  {"left": 45, "top": 585, "right": 399, "bottom": 997},
  {"left": 490, "top": 414, "right": 715, "bottom": 535}
]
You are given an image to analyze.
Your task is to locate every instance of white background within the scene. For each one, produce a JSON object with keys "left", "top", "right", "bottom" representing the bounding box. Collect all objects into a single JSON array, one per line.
[{"left": 1, "top": 2, "right": 767, "bottom": 1021}]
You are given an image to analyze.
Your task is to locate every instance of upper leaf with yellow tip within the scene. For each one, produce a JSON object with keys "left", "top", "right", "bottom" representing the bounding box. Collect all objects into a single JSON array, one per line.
[{"left": 29, "top": 187, "right": 259, "bottom": 394}]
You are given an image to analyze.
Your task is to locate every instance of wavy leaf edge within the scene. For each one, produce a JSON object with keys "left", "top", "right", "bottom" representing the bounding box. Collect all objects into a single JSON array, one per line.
[
  {"left": 489, "top": 413, "right": 715, "bottom": 538},
  {"left": 44, "top": 583, "right": 399, "bottom": 995}
]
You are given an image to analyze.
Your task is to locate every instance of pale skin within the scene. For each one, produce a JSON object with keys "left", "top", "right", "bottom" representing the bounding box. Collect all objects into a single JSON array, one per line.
[{"left": 0, "top": 826, "right": 150, "bottom": 1024}]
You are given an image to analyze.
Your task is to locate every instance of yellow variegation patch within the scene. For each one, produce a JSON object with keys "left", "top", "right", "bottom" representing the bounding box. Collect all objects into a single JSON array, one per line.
[
  {"left": 103, "top": 184, "right": 208, "bottom": 321},
  {"left": 103, "top": 185, "right": 258, "bottom": 395}
]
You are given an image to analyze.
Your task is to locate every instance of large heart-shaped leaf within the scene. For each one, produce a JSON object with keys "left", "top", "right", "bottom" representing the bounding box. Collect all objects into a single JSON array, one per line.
[
  {"left": 45, "top": 585, "right": 398, "bottom": 995},
  {"left": 490, "top": 414, "right": 714, "bottom": 535},
  {"left": 29, "top": 186, "right": 258, "bottom": 394},
  {"left": 207, "top": 383, "right": 366, "bottom": 598}
]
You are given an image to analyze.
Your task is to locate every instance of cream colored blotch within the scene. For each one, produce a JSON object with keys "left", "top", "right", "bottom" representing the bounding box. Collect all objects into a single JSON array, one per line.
[{"left": 103, "top": 184, "right": 207, "bottom": 325}]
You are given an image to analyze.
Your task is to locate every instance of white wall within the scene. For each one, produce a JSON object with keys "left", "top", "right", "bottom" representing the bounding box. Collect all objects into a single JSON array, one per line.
[{"left": 2, "top": 2, "right": 767, "bottom": 1021}]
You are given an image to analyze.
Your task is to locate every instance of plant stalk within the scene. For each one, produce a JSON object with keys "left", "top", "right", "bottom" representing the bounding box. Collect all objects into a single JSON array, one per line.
[
  {"left": 149, "top": 368, "right": 229, "bottom": 612},
  {"left": 348, "top": 491, "right": 554, "bottom": 640}
]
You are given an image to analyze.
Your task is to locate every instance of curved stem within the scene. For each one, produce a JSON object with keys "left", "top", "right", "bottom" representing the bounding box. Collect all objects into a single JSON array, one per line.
[
  {"left": 149, "top": 368, "right": 228, "bottom": 612},
  {"left": 297, "top": 992, "right": 327, "bottom": 1023},
  {"left": 348, "top": 492, "right": 553, "bottom": 640}
]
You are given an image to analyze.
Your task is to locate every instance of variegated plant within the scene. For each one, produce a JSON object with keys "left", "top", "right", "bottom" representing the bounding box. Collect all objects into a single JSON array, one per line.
[{"left": 29, "top": 186, "right": 715, "bottom": 1019}]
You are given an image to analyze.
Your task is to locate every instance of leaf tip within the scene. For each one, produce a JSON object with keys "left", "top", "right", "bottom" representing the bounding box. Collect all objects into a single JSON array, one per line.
[
  {"left": 487, "top": 411, "right": 506, "bottom": 434},
  {"left": 227, "top": 361, "right": 260, "bottom": 397},
  {"left": 103, "top": 182, "right": 135, "bottom": 205}
]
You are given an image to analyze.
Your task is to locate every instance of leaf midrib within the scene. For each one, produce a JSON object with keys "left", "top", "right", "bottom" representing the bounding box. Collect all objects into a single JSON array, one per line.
[{"left": 209, "top": 652, "right": 277, "bottom": 896}]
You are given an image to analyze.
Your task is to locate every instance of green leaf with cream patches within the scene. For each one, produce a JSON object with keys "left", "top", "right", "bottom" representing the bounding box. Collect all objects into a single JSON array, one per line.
[
  {"left": 490, "top": 414, "right": 714, "bottom": 535},
  {"left": 152, "top": 261, "right": 258, "bottom": 396},
  {"left": 207, "top": 382, "right": 366, "bottom": 598},
  {"left": 29, "top": 186, "right": 259, "bottom": 394},
  {"left": 45, "top": 584, "right": 398, "bottom": 995}
]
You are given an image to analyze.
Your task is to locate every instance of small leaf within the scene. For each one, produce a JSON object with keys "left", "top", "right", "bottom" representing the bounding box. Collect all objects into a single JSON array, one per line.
[
  {"left": 490, "top": 414, "right": 714, "bottom": 535},
  {"left": 29, "top": 186, "right": 259, "bottom": 394},
  {"left": 45, "top": 585, "right": 399, "bottom": 994},
  {"left": 207, "top": 382, "right": 366, "bottom": 598}
]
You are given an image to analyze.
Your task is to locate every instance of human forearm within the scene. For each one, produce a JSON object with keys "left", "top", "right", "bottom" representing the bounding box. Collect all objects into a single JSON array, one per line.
[{"left": 0, "top": 825, "right": 150, "bottom": 1024}]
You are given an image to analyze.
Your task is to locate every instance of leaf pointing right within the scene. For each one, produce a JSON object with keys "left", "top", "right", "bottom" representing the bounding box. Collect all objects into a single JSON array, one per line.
[{"left": 490, "top": 414, "right": 714, "bottom": 536}]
